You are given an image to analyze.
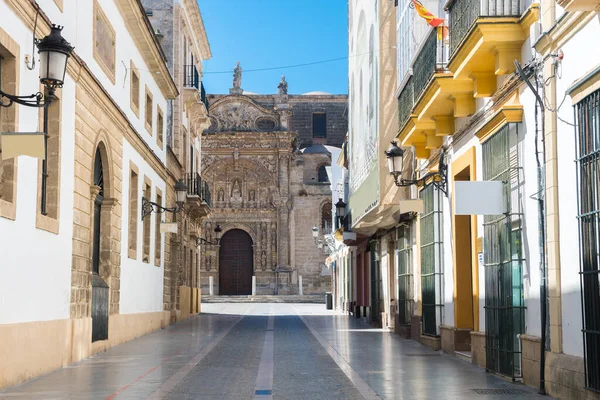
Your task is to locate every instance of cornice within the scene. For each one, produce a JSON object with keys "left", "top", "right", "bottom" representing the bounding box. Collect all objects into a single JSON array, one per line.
[
  {"left": 182, "top": 0, "right": 212, "bottom": 61},
  {"left": 114, "top": 0, "right": 178, "bottom": 99}
]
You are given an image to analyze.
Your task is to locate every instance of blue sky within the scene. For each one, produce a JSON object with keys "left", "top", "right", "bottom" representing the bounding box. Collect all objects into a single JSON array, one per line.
[{"left": 198, "top": 0, "right": 348, "bottom": 95}]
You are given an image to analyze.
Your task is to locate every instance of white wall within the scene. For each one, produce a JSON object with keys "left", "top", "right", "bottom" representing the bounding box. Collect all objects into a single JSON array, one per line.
[
  {"left": 0, "top": 1, "right": 75, "bottom": 324},
  {"left": 67, "top": 0, "right": 168, "bottom": 161},
  {"left": 120, "top": 139, "right": 166, "bottom": 314},
  {"left": 554, "top": 18, "right": 600, "bottom": 358}
]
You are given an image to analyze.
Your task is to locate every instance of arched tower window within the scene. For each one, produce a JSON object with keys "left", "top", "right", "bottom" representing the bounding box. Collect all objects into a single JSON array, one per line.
[{"left": 318, "top": 165, "right": 329, "bottom": 183}]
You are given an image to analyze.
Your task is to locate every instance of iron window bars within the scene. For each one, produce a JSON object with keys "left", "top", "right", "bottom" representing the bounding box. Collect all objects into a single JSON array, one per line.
[
  {"left": 397, "top": 225, "right": 413, "bottom": 327},
  {"left": 574, "top": 89, "right": 600, "bottom": 392},
  {"left": 482, "top": 123, "right": 525, "bottom": 380},
  {"left": 420, "top": 183, "right": 444, "bottom": 336}
]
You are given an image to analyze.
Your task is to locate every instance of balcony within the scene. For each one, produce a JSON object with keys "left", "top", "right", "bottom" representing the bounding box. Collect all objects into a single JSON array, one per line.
[
  {"left": 182, "top": 65, "right": 211, "bottom": 133},
  {"left": 185, "top": 172, "right": 211, "bottom": 220},
  {"left": 446, "top": 0, "right": 539, "bottom": 89},
  {"left": 398, "top": 28, "right": 465, "bottom": 159},
  {"left": 183, "top": 64, "right": 200, "bottom": 90}
]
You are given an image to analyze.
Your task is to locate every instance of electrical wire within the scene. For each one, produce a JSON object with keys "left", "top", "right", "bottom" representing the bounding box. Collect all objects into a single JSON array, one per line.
[
  {"left": 125, "top": 45, "right": 396, "bottom": 76},
  {"left": 26, "top": 5, "right": 40, "bottom": 71}
]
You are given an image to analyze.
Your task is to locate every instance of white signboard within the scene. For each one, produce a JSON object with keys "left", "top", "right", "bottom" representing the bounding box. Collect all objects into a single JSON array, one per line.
[
  {"left": 454, "top": 181, "right": 505, "bottom": 215},
  {"left": 160, "top": 222, "right": 178, "bottom": 233}
]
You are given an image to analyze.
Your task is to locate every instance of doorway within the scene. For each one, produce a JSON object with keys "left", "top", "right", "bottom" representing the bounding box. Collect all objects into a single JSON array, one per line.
[
  {"left": 219, "top": 229, "right": 253, "bottom": 295},
  {"left": 91, "top": 148, "right": 109, "bottom": 342},
  {"left": 452, "top": 147, "right": 478, "bottom": 353}
]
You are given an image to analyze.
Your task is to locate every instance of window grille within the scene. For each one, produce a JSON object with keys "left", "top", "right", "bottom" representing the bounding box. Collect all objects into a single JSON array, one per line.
[
  {"left": 482, "top": 123, "right": 525, "bottom": 379},
  {"left": 420, "top": 184, "right": 443, "bottom": 336},
  {"left": 574, "top": 89, "right": 600, "bottom": 391},
  {"left": 397, "top": 225, "right": 413, "bottom": 326}
]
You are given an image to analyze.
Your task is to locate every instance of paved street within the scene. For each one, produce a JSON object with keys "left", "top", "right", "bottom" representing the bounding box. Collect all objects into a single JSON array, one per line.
[{"left": 0, "top": 304, "right": 548, "bottom": 400}]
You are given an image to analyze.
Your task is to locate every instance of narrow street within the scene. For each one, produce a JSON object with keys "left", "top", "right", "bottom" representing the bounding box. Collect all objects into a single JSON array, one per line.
[{"left": 1, "top": 304, "right": 546, "bottom": 400}]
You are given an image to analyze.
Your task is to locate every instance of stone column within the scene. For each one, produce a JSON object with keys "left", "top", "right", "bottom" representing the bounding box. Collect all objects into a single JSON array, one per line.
[{"left": 278, "top": 202, "right": 290, "bottom": 268}]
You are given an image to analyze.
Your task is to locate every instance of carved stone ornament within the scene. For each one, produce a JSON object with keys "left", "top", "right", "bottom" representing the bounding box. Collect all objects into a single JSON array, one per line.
[{"left": 205, "top": 97, "right": 280, "bottom": 133}]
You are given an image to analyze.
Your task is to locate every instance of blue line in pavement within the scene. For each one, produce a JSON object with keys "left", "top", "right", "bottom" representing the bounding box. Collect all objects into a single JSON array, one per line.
[{"left": 255, "top": 390, "right": 272, "bottom": 395}]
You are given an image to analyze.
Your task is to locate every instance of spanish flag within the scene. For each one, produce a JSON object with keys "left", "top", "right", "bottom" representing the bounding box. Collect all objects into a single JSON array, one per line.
[{"left": 411, "top": 0, "right": 445, "bottom": 28}]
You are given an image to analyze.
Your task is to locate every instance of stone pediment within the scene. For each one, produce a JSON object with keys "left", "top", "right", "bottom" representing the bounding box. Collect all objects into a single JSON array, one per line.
[{"left": 205, "top": 96, "right": 280, "bottom": 133}]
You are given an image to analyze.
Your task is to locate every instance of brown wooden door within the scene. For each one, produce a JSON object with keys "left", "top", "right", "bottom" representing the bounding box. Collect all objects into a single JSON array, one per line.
[{"left": 219, "top": 229, "right": 253, "bottom": 295}]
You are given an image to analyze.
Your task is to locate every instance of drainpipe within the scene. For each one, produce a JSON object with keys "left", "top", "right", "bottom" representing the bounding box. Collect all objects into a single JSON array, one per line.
[{"left": 514, "top": 60, "right": 547, "bottom": 395}]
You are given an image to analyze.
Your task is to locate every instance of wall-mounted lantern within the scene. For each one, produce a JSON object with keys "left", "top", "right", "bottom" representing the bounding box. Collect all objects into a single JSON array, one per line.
[
  {"left": 196, "top": 224, "right": 223, "bottom": 247},
  {"left": 384, "top": 141, "right": 448, "bottom": 195},
  {"left": 142, "top": 179, "right": 187, "bottom": 220}
]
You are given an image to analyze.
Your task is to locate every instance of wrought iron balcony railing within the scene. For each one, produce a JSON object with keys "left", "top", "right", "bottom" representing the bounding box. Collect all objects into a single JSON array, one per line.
[
  {"left": 183, "top": 64, "right": 199, "bottom": 90},
  {"left": 448, "top": 0, "right": 524, "bottom": 57},
  {"left": 398, "top": 28, "right": 449, "bottom": 132},
  {"left": 200, "top": 82, "right": 209, "bottom": 110},
  {"left": 412, "top": 29, "right": 449, "bottom": 101},
  {"left": 186, "top": 172, "right": 212, "bottom": 207},
  {"left": 398, "top": 77, "right": 414, "bottom": 132}
]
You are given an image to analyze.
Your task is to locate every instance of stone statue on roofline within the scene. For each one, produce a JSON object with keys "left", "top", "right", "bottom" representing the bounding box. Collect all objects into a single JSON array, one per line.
[
  {"left": 230, "top": 61, "right": 243, "bottom": 94},
  {"left": 233, "top": 61, "right": 242, "bottom": 88},
  {"left": 277, "top": 75, "right": 288, "bottom": 103}
]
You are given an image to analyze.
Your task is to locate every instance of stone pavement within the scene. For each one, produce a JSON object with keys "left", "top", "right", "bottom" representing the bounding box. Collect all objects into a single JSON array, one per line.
[{"left": 0, "top": 304, "right": 551, "bottom": 400}]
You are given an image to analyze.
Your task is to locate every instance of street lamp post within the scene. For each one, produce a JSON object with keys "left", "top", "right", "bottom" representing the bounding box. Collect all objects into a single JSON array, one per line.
[
  {"left": 141, "top": 179, "right": 187, "bottom": 219},
  {"left": 196, "top": 224, "right": 223, "bottom": 247},
  {"left": 384, "top": 141, "right": 448, "bottom": 195},
  {"left": 335, "top": 198, "right": 346, "bottom": 229},
  {"left": 0, "top": 25, "right": 74, "bottom": 214}
]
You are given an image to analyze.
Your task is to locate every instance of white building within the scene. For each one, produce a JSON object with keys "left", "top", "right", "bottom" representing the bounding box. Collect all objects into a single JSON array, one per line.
[{"left": 0, "top": 0, "right": 181, "bottom": 388}]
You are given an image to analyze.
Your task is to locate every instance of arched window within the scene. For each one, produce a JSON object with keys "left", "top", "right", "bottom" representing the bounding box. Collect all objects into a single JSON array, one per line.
[{"left": 318, "top": 165, "right": 329, "bottom": 183}]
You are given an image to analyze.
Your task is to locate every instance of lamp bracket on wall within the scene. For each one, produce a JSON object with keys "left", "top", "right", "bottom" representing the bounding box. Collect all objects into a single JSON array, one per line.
[
  {"left": 141, "top": 197, "right": 181, "bottom": 220},
  {"left": 196, "top": 224, "right": 223, "bottom": 247},
  {"left": 385, "top": 142, "right": 449, "bottom": 196}
]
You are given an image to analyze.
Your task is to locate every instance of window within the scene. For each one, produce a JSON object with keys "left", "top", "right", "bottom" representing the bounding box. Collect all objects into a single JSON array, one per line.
[
  {"left": 130, "top": 61, "right": 140, "bottom": 115},
  {"left": 157, "top": 106, "right": 164, "bottom": 148},
  {"left": 128, "top": 166, "right": 139, "bottom": 258},
  {"left": 0, "top": 38, "right": 19, "bottom": 220},
  {"left": 317, "top": 165, "right": 329, "bottom": 183},
  {"left": 142, "top": 180, "right": 151, "bottom": 263},
  {"left": 312, "top": 113, "right": 327, "bottom": 138},
  {"left": 482, "top": 123, "right": 524, "bottom": 379},
  {"left": 574, "top": 89, "right": 600, "bottom": 391},
  {"left": 145, "top": 87, "right": 153, "bottom": 134},
  {"left": 397, "top": 225, "right": 413, "bottom": 326},
  {"left": 420, "top": 183, "right": 443, "bottom": 337},
  {"left": 155, "top": 190, "right": 162, "bottom": 267},
  {"left": 93, "top": 0, "right": 116, "bottom": 83}
]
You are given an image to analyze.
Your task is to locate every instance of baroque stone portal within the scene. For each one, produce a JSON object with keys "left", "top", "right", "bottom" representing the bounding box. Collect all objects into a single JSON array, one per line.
[{"left": 200, "top": 93, "right": 334, "bottom": 295}]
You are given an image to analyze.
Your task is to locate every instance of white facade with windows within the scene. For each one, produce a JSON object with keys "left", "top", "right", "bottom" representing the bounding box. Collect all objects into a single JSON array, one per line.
[{"left": 0, "top": 0, "right": 179, "bottom": 389}]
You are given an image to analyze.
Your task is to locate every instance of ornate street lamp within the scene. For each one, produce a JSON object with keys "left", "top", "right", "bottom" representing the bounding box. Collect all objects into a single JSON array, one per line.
[
  {"left": 384, "top": 141, "right": 448, "bottom": 195},
  {"left": 0, "top": 24, "right": 74, "bottom": 215},
  {"left": 335, "top": 198, "right": 346, "bottom": 227},
  {"left": 196, "top": 224, "right": 223, "bottom": 247},
  {"left": 142, "top": 179, "right": 187, "bottom": 219},
  {"left": 0, "top": 25, "right": 73, "bottom": 108}
]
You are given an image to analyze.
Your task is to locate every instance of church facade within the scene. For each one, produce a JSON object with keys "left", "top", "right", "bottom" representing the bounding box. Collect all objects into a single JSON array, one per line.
[{"left": 199, "top": 77, "right": 347, "bottom": 296}]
